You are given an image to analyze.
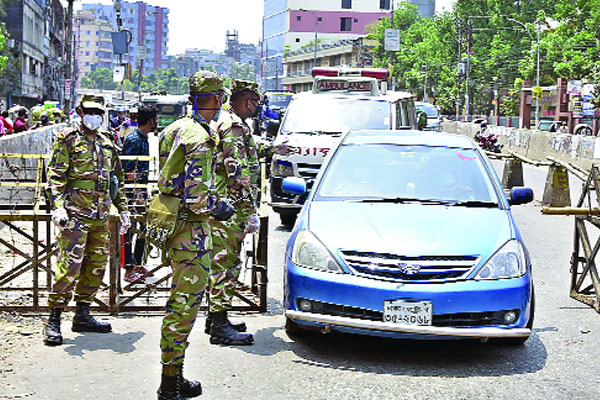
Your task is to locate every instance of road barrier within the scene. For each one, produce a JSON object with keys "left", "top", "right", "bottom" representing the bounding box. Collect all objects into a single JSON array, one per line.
[{"left": 0, "top": 152, "right": 268, "bottom": 314}]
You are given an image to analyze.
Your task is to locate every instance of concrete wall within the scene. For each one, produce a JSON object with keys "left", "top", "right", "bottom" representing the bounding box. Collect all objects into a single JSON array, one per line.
[
  {"left": 443, "top": 121, "right": 600, "bottom": 171},
  {"left": 0, "top": 124, "right": 67, "bottom": 204}
]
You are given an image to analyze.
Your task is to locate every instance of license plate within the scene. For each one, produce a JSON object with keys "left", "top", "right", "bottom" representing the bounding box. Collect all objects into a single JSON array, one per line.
[{"left": 383, "top": 300, "right": 433, "bottom": 326}]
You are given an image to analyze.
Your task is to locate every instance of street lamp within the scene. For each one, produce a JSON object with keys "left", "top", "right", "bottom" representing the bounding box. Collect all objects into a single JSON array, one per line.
[
  {"left": 299, "top": 9, "right": 318, "bottom": 67},
  {"left": 507, "top": 17, "right": 541, "bottom": 130}
]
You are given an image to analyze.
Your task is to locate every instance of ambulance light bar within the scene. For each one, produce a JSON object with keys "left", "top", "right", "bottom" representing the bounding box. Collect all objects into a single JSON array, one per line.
[{"left": 312, "top": 67, "right": 390, "bottom": 80}]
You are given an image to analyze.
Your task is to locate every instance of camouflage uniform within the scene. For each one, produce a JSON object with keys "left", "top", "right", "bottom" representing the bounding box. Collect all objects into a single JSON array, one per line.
[
  {"left": 208, "top": 80, "right": 261, "bottom": 313},
  {"left": 47, "top": 105, "right": 128, "bottom": 308},
  {"left": 158, "top": 72, "right": 226, "bottom": 375}
]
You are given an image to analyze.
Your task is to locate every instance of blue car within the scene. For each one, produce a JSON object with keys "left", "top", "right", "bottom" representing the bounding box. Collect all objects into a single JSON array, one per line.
[{"left": 282, "top": 130, "right": 535, "bottom": 343}]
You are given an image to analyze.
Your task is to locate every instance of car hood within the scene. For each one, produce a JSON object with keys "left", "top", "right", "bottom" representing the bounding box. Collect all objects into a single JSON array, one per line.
[
  {"left": 273, "top": 133, "right": 342, "bottom": 164},
  {"left": 308, "top": 202, "right": 512, "bottom": 259}
]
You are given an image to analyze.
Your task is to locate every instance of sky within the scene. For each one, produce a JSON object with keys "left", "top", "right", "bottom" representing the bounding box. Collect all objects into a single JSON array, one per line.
[{"left": 72, "top": 0, "right": 455, "bottom": 55}]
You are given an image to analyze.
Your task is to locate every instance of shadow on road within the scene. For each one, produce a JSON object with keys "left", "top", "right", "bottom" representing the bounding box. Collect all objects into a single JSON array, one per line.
[
  {"left": 286, "top": 329, "right": 547, "bottom": 378},
  {"left": 62, "top": 330, "right": 145, "bottom": 357}
]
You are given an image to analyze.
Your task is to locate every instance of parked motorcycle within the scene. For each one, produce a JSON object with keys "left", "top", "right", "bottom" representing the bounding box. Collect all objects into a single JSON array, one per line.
[{"left": 475, "top": 122, "right": 503, "bottom": 153}]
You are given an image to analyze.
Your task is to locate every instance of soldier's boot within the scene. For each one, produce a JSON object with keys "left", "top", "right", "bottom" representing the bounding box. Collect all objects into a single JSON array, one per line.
[
  {"left": 43, "top": 307, "right": 63, "bottom": 346},
  {"left": 204, "top": 311, "right": 247, "bottom": 334},
  {"left": 72, "top": 302, "right": 112, "bottom": 333},
  {"left": 157, "top": 369, "right": 183, "bottom": 400},
  {"left": 179, "top": 361, "right": 202, "bottom": 398},
  {"left": 209, "top": 311, "right": 254, "bottom": 345}
]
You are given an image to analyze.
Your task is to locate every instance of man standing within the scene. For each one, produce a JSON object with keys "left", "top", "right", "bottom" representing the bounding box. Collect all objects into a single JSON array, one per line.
[
  {"left": 121, "top": 104, "right": 158, "bottom": 283},
  {"left": 206, "top": 79, "right": 261, "bottom": 345},
  {"left": 155, "top": 71, "right": 235, "bottom": 400},
  {"left": 43, "top": 95, "right": 131, "bottom": 346}
]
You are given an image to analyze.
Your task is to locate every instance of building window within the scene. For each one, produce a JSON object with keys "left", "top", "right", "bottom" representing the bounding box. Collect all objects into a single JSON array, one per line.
[
  {"left": 354, "top": 18, "right": 358, "bottom": 22},
  {"left": 85, "top": 41, "right": 90, "bottom": 46},
  {"left": 85, "top": 51, "right": 90, "bottom": 56},
  {"left": 318, "top": 17, "right": 322, "bottom": 22},
  {"left": 297, "top": 16, "right": 301, "bottom": 21},
  {"left": 86, "top": 30, "right": 90, "bottom": 35},
  {"left": 340, "top": 17, "right": 352, "bottom": 31},
  {"left": 342, "top": 0, "right": 352, "bottom": 9},
  {"left": 380, "top": 0, "right": 391, "bottom": 10},
  {"left": 295, "top": 38, "right": 300, "bottom": 42}
]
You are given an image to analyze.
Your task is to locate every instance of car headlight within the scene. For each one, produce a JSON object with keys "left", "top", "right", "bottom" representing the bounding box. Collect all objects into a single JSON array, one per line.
[
  {"left": 475, "top": 240, "right": 527, "bottom": 280},
  {"left": 291, "top": 231, "right": 344, "bottom": 273},
  {"left": 271, "top": 159, "right": 294, "bottom": 177}
]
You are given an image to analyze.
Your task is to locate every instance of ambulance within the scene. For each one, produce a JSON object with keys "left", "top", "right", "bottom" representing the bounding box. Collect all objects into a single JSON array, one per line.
[{"left": 270, "top": 67, "right": 417, "bottom": 225}]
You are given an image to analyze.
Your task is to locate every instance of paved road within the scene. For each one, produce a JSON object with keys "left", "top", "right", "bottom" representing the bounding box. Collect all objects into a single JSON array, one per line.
[{"left": 3, "top": 161, "right": 600, "bottom": 399}]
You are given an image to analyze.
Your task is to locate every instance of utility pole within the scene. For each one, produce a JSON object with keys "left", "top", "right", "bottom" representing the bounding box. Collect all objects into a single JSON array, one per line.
[
  {"left": 465, "top": 18, "right": 472, "bottom": 122},
  {"left": 535, "top": 21, "right": 541, "bottom": 130},
  {"left": 64, "top": 0, "right": 74, "bottom": 114},
  {"left": 391, "top": 1, "right": 396, "bottom": 91},
  {"left": 456, "top": 22, "right": 461, "bottom": 121},
  {"left": 115, "top": 0, "right": 125, "bottom": 102}
]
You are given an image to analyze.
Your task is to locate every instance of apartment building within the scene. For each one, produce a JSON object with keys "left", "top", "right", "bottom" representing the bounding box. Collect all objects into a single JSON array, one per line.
[{"left": 74, "top": 10, "right": 114, "bottom": 88}]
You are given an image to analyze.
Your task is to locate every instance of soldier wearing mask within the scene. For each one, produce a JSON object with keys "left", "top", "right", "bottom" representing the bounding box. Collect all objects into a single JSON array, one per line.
[
  {"left": 43, "top": 94, "right": 131, "bottom": 346},
  {"left": 155, "top": 71, "right": 236, "bottom": 400},
  {"left": 205, "top": 79, "right": 261, "bottom": 345}
]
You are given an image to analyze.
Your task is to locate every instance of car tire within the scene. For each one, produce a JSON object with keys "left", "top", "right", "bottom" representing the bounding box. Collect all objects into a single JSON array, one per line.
[
  {"left": 493, "top": 286, "right": 535, "bottom": 345},
  {"left": 285, "top": 317, "right": 306, "bottom": 337},
  {"left": 279, "top": 212, "right": 297, "bottom": 226}
]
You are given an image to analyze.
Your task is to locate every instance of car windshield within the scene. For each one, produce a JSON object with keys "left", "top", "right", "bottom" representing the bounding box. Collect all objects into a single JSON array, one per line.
[
  {"left": 281, "top": 97, "right": 391, "bottom": 134},
  {"left": 317, "top": 144, "right": 499, "bottom": 204},
  {"left": 415, "top": 103, "right": 439, "bottom": 117},
  {"left": 268, "top": 94, "right": 293, "bottom": 108},
  {"left": 158, "top": 104, "right": 183, "bottom": 116}
]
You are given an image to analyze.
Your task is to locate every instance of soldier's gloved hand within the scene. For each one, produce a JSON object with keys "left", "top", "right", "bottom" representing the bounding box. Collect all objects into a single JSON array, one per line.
[
  {"left": 119, "top": 211, "right": 131, "bottom": 235},
  {"left": 51, "top": 207, "right": 69, "bottom": 228},
  {"left": 244, "top": 213, "right": 260, "bottom": 234},
  {"left": 211, "top": 198, "right": 236, "bottom": 221},
  {"left": 273, "top": 140, "right": 293, "bottom": 156}
]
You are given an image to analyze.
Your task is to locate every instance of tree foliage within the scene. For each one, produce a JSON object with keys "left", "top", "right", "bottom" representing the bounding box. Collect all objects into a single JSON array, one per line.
[{"left": 81, "top": 67, "right": 188, "bottom": 95}]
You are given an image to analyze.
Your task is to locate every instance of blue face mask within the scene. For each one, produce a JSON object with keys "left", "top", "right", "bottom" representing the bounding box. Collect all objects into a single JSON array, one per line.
[{"left": 191, "top": 92, "right": 223, "bottom": 122}]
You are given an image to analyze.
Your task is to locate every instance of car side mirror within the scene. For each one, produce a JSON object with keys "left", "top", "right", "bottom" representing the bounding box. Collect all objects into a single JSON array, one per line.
[
  {"left": 267, "top": 120, "right": 280, "bottom": 139},
  {"left": 282, "top": 177, "right": 306, "bottom": 195},
  {"left": 509, "top": 187, "right": 533, "bottom": 205}
]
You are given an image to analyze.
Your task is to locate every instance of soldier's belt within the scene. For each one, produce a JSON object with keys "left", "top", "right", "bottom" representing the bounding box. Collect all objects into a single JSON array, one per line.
[{"left": 67, "top": 179, "right": 109, "bottom": 192}]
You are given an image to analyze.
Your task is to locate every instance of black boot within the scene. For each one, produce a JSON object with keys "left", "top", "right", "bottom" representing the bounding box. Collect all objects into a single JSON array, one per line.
[
  {"left": 157, "top": 372, "right": 182, "bottom": 400},
  {"left": 209, "top": 311, "right": 254, "bottom": 345},
  {"left": 72, "top": 302, "right": 112, "bottom": 333},
  {"left": 43, "top": 308, "right": 63, "bottom": 346},
  {"left": 179, "top": 361, "right": 202, "bottom": 398},
  {"left": 205, "top": 311, "right": 247, "bottom": 334}
]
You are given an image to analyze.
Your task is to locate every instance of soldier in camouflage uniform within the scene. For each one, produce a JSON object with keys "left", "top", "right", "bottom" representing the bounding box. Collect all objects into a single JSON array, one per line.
[
  {"left": 205, "top": 79, "right": 261, "bottom": 345},
  {"left": 155, "top": 71, "right": 236, "bottom": 400},
  {"left": 43, "top": 95, "right": 131, "bottom": 346}
]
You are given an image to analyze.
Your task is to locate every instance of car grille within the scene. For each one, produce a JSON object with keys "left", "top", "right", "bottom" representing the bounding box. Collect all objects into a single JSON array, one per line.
[
  {"left": 340, "top": 250, "right": 479, "bottom": 282},
  {"left": 297, "top": 299, "right": 518, "bottom": 327}
]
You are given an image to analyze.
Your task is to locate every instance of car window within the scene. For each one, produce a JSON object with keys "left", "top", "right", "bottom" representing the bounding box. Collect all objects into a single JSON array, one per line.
[
  {"left": 415, "top": 103, "right": 439, "bottom": 117},
  {"left": 268, "top": 94, "right": 293, "bottom": 108},
  {"left": 281, "top": 97, "right": 391, "bottom": 134},
  {"left": 317, "top": 144, "right": 498, "bottom": 203}
]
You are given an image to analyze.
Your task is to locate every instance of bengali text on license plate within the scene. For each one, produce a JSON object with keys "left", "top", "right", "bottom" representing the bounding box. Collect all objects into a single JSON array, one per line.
[{"left": 383, "top": 300, "right": 432, "bottom": 326}]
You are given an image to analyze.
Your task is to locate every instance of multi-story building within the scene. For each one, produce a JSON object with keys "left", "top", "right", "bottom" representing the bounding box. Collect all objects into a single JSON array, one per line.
[
  {"left": 44, "top": 0, "right": 66, "bottom": 103},
  {"left": 262, "top": 0, "right": 435, "bottom": 91},
  {"left": 73, "top": 10, "right": 114, "bottom": 88},
  {"left": 282, "top": 37, "right": 377, "bottom": 92},
  {"left": 82, "top": 1, "right": 169, "bottom": 75},
  {"left": 2, "top": 0, "right": 49, "bottom": 107}
]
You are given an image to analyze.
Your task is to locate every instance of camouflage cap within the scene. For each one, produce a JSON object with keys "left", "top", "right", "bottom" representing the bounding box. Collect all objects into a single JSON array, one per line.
[
  {"left": 232, "top": 79, "right": 261, "bottom": 97},
  {"left": 80, "top": 94, "right": 106, "bottom": 111},
  {"left": 189, "top": 70, "right": 230, "bottom": 95}
]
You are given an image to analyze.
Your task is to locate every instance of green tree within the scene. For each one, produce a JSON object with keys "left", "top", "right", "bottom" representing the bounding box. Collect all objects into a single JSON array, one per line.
[
  {"left": 228, "top": 63, "right": 256, "bottom": 81},
  {"left": 80, "top": 68, "right": 118, "bottom": 90}
]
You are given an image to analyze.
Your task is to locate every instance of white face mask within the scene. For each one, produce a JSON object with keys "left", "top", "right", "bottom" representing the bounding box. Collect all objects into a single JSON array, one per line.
[{"left": 82, "top": 114, "right": 103, "bottom": 131}]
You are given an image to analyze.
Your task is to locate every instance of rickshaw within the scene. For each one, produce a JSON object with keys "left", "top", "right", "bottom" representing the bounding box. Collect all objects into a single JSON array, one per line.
[{"left": 141, "top": 94, "right": 188, "bottom": 131}]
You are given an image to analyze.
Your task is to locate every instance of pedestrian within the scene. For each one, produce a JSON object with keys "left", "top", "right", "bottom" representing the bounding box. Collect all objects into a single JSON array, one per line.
[
  {"left": 558, "top": 121, "right": 569, "bottom": 134},
  {"left": 32, "top": 112, "right": 53, "bottom": 129},
  {"left": 111, "top": 105, "right": 129, "bottom": 130},
  {"left": 121, "top": 104, "right": 157, "bottom": 283},
  {"left": 154, "top": 70, "right": 235, "bottom": 399},
  {"left": 119, "top": 107, "right": 139, "bottom": 141},
  {"left": 13, "top": 107, "right": 28, "bottom": 133},
  {"left": 43, "top": 94, "right": 131, "bottom": 346},
  {"left": 0, "top": 110, "right": 13, "bottom": 134},
  {"left": 206, "top": 79, "right": 261, "bottom": 346}
]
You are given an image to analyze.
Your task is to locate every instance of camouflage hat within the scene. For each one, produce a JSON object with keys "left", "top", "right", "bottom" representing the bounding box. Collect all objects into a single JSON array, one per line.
[
  {"left": 232, "top": 79, "right": 261, "bottom": 97},
  {"left": 189, "top": 71, "right": 230, "bottom": 95},
  {"left": 80, "top": 94, "right": 105, "bottom": 111}
]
